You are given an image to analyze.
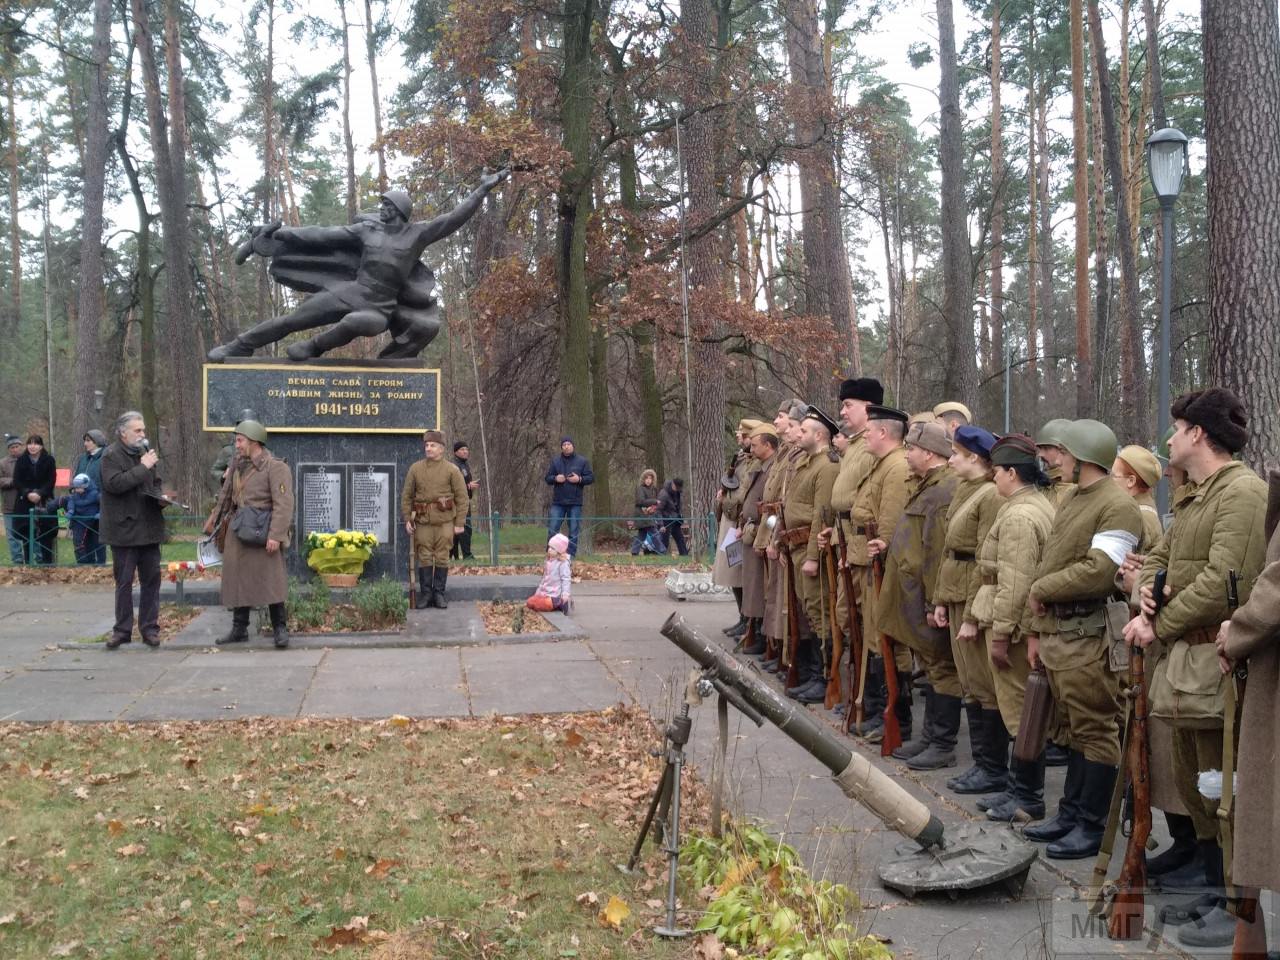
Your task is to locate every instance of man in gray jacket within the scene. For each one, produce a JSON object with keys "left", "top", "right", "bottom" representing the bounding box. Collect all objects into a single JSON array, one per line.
[
  {"left": 100, "top": 412, "right": 168, "bottom": 649},
  {"left": 1, "top": 435, "right": 23, "bottom": 563}
]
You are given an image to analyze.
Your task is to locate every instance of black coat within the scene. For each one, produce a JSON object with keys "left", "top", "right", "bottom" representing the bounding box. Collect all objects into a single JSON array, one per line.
[
  {"left": 658, "top": 481, "right": 683, "bottom": 519},
  {"left": 99, "top": 441, "right": 167, "bottom": 547},
  {"left": 12, "top": 451, "right": 56, "bottom": 513}
]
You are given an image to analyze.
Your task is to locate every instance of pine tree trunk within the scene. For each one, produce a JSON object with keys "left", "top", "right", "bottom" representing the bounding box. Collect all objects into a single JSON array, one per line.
[
  {"left": 989, "top": 0, "right": 1004, "bottom": 383},
  {"left": 363, "top": 0, "right": 387, "bottom": 192},
  {"left": 1144, "top": 0, "right": 1167, "bottom": 129},
  {"left": 5, "top": 42, "right": 19, "bottom": 330},
  {"left": 117, "top": 142, "right": 158, "bottom": 438},
  {"left": 1027, "top": 80, "right": 1037, "bottom": 395},
  {"left": 1090, "top": 50, "right": 1111, "bottom": 410},
  {"left": 1071, "top": 0, "right": 1093, "bottom": 417},
  {"left": 682, "top": 0, "right": 726, "bottom": 547},
  {"left": 73, "top": 0, "right": 112, "bottom": 442},
  {"left": 1036, "top": 88, "right": 1053, "bottom": 395},
  {"left": 338, "top": 0, "right": 357, "bottom": 225},
  {"left": 556, "top": 0, "right": 597, "bottom": 502},
  {"left": 1203, "top": 0, "right": 1280, "bottom": 467},
  {"left": 936, "top": 0, "right": 977, "bottom": 410},
  {"left": 1088, "top": 0, "right": 1148, "bottom": 444}
]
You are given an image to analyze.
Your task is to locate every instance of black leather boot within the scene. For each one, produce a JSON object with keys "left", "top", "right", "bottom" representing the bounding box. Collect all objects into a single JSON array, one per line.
[
  {"left": 1046, "top": 758, "right": 1117, "bottom": 859},
  {"left": 907, "top": 693, "right": 961, "bottom": 770},
  {"left": 856, "top": 657, "right": 887, "bottom": 740},
  {"left": 947, "top": 701, "right": 986, "bottom": 790},
  {"left": 894, "top": 671, "right": 914, "bottom": 742},
  {"left": 985, "top": 755, "right": 1045, "bottom": 822},
  {"left": 1148, "top": 811, "right": 1198, "bottom": 875},
  {"left": 955, "top": 709, "right": 1010, "bottom": 794},
  {"left": 216, "top": 606, "right": 251, "bottom": 645},
  {"left": 1045, "top": 741, "right": 1070, "bottom": 766},
  {"left": 893, "top": 688, "right": 935, "bottom": 760},
  {"left": 431, "top": 567, "right": 449, "bottom": 608},
  {"left": 269, "top": 602, "right": 289, "bottom": 649},
  {"left": 1024, "top": 749, "right": 1085, "bottom": 842},
  {"left": 414, "top": 568, "right": 430, "bottom": 609},
  {"left": 741, "top": 620, "right": 766, "bottom": 655}
]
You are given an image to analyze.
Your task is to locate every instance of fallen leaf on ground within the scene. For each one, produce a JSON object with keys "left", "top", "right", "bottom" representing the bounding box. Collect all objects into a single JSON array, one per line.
[
  {"left": 563, "top": 729, "right": 585, "bottom": 748},
  {"left": 116, "top": 843, "right": 146, "bottom": 857},
  {"left": 236, "top": 895, "right": 256, "bottom": 916},
  {"left": 49, "top": 943, "right": 81, "bottom": 957},
  {"left": 105, "top": 819, "right": 124, "bottom": 836},
  {"left": 364, "top": 858, "right": 400, "bottom": 878},
  {"left": 575, "top": 891, "right": 599, "bottom": 907},
  {"left": 598, "top": 895, "right": 630, "bottom": 930},
  {"left": 693, "top": 933, "right": 725, "bottom": 959},
  {"left": 387, "top": 715, "right": 411, "bottom": 728}
]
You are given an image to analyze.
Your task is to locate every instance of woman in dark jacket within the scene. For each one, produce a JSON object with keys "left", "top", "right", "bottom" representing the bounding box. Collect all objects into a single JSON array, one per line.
[
  {"left": 12, "top": 435, "right": 57, "bottom": 564},
  {"left": 657, "top": 477, "right": 689, "bottom": 556},
  {"left": 631, "top": 468, "right": 661, "bottom": 554}
]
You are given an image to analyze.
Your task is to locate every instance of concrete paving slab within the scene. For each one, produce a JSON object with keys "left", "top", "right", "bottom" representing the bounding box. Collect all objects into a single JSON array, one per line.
[
  {"left": 298, "top": 647, "right": 470, "bottom": 718},
  {"left": 464, "top": 643, "right": 624, "bottom": 715}
]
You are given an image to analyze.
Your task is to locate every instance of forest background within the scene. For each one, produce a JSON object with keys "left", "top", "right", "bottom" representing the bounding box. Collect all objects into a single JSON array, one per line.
[{"left": 1, "top": 0, "right": 1277, "bottom": 529}]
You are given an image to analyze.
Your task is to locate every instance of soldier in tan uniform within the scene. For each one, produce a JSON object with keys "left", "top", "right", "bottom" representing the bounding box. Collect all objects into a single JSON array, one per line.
[
  {"left": 820, "top": 378, "right": 882, "bottom": 705},
  {"left": 933, "top": 425, "right": 1004, "bottom": 793},
  {"left": 755, "top": 400, "right": 810, "bottom": 672},
  {"left": 401, "top": 429, "right": 469, "bottom": 609},
  {"left": 880, "top": 420, "right": 959, "bottom": 768},
  {"left": 851, "top": 404, "right": 912, "bottom": 742},
  {"left": 738, "top": 423, "right": 779, "bottom": 655},
  {"left": 715, "top": 419, "right": 760, "bottom": 637},
  {"left": 1022, "top": 419, "right": 1143, "bottom": 860},
  {"left": 778, "top": 407, "right": 841, "bottom": 703},
  {"left": 1112, "top": 444, "right": 1163, "bottom": 552},
  {"left": 932, "top": 401, "right": 971, "bottom": 439},
  {"left": 972, "top": 435, "right": 1055, "bottom": 822},
  {"left": 1034, "top": 417, "right": 1076, "bottom": 768},
  {"left": 1126, "top": 389, "right": 1268, "bottom": 946}
]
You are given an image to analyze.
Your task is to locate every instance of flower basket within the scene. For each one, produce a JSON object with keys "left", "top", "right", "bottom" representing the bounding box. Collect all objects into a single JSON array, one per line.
[{"left": 304, "top": 530, "right": 378, "bottom": 581}]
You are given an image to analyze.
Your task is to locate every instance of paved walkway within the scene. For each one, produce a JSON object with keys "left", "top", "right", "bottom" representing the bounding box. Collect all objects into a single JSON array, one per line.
[{"left": 0, "top": 579, "right": 1261, "bottom": 959}]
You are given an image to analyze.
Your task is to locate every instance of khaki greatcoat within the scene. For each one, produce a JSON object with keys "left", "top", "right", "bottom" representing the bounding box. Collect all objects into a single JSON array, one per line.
[
  {"left": 1222, "top": 469, "right": 1280, "bottom": 891},
  {"left": 218, "top": 451, "right": 294, "bottom": 608},
  {"left": 738, "top": 456, "right": 773, "bottom": 619}
]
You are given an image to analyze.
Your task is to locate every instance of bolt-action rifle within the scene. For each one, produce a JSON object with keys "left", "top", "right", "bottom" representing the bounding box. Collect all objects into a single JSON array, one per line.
[{"left": 866, "top": 520, "right": 902, "bottom": 756}]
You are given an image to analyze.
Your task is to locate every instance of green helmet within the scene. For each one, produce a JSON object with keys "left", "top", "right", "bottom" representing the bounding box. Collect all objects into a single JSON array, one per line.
[
  {"left": 1060, "top": 418, "right": 1118, "bottom": 471},
  {"left": 1157, "top": 424, "right": 1175, "bottom": 462},
  {"left": 1035, "top": 418, "right": 1072, "bottom": 449},
  {"left": 235, "top": 419, "right": 269, "bottom": 444}
]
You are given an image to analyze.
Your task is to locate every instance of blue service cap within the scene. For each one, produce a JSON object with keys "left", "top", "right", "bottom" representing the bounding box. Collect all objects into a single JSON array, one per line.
[{"left": 953, "top": 424, "right": 997, "bottom": 458}]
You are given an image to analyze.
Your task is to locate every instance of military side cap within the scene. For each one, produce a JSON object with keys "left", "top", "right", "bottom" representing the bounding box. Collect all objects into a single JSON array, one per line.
[
  {"left": 933, "top": 401, "right": 972, "bottom": 423},
  {"left": 839, "top": 377, "right": 884, "bottom": 404},
  {"left": 738, "top": 418, "right": 764, "bottom": 433},
  {"left": 909, "top": 410, "right": 938, "bottom": 424},
  {"left": 748, "top": 422, "right": 778, "bottom": 439},
  {"left": 867, "top": 405, "right": 908, "bottom": 424},
  {"left": 1171, "top": 387, "right": 1249, "bottom": 453},
  {"left": 905, "top": 420, "right": 952, "bottom": 457},
  {"left": 423, "top": 429, "right": 446, "bottom": 445},
  {"left": 803, "top": 405, "right": 840, "bottom": 439},
  {"left": 1117, "top": 445, "right": 1162, "bottom": 488},
  {"left": 954, "top": 424, "right": 997, "bottom": 458},
  {"left": 991, "top": 434, "right": 1039, "bottom": 466},
  {"left": 1035, "top": 418, "right": 1072, "bottom": 449}
]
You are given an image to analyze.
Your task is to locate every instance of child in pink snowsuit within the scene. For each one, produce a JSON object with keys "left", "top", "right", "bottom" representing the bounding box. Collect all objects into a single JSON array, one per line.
[{"left": 528, "top": 533, "right": 572, "bottom": 612}]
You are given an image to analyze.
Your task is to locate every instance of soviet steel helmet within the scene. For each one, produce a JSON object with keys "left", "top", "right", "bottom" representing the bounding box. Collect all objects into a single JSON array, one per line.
[
  {"left": 235, "top": 408, "right": 259, "bottom": 425},
  {"left": 380, "top": 188, "right": 412, "bottom": 221},
  {"left": 235, "top": 419, "right": 269, "bottom": 444},
  {"left": 1034, "top": 418, "right": 1072, "bottom": 449},
  {"left": 1060, "top": 419, "right": 1118, "bottom": 471}
]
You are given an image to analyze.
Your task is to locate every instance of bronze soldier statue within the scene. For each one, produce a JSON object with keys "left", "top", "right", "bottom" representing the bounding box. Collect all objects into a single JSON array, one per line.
[{"left": 210, "top": 171, "right": 508, "bottom": 361}]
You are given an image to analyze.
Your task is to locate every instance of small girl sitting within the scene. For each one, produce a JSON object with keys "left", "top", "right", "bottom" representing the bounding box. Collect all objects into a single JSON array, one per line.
[{"left": 527, "top": 533, "right": 572, "bottom": 613}]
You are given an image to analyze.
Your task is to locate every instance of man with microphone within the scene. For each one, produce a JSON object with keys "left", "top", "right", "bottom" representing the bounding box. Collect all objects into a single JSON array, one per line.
[{"left": 100, "top": 411, "right": 168, "bottom": 649}]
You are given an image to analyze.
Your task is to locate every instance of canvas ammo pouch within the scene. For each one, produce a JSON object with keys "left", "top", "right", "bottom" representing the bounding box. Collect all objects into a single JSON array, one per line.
[
  {"left": 230, "top": 505, "right": 272, "bottom": 547},
  {"left": 414, "top": 496, "right": 455, "bottom": 521},
  {"left": 1104, "top": 600, "right": 1132, "bottom": 673},
  {"left": 1148, "top": 632, "right": 1228, "bottom": 729}
]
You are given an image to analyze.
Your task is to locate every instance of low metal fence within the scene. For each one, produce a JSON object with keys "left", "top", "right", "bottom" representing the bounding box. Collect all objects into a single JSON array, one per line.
[{"left": 1, "top": 510, "right": 718, "bottom": 568}]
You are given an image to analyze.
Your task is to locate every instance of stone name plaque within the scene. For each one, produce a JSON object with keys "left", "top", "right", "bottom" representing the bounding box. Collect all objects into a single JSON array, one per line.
[
  {"left": 296, "top": 464, "right": 396, "bottom": 553},
  {"left": 204, "top": 362, "right": 439, "bottom": 433}
]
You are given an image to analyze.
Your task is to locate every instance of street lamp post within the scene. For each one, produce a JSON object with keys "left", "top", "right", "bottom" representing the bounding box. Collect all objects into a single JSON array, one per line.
[{"left": 1146, "top": 126, "right": 1188, "bottom": 516}]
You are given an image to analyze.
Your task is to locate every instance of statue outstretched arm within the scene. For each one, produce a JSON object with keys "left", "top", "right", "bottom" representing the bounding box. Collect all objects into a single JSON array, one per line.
[
  {"left": 274, "top": 223, "right": 362, "bottom": 247},
  {"left": 413, "top": 169, "right": 509, "bottom": 248}
]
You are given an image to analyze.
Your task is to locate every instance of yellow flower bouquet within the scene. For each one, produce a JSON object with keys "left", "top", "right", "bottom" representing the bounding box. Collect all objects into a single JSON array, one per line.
[{"left": 304, "top": 529, "right": 378, "bottom": 576}]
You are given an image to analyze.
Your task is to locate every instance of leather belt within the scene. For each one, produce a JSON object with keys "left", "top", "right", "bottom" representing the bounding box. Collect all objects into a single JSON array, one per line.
[
  {"left": 949, "top": 550, "right": 976, "bottom": 561},
  {"left": 835, "top": 510, "right": 852, "bottom": 522},
  {"left": 780, "top": 525, "right": 811, "bottom": 547},
  {"left": 855, "top": 525, "right": 868, "bottom": 535},
  {"left": 1051, "top": 600, "right": 1105, "bottom": 618},
  {"left": 1178, "top": 627, "right": 1217, "bottom": 646}
]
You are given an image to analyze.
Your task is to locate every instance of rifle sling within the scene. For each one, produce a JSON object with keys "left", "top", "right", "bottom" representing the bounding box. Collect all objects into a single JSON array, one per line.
[{"left": 1089, "top": 690, "right": 1134, "bottom": 916}]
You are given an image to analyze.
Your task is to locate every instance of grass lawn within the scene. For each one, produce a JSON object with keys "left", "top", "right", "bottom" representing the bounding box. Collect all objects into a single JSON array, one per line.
[{"left": 0, "top": 710, "right": 707, "bottom": 959}]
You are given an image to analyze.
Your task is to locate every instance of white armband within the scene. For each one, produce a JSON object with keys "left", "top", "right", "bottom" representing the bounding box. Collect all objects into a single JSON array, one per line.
[{"left": 1090, "top": 529, "right": 1139, "bottom": 566}]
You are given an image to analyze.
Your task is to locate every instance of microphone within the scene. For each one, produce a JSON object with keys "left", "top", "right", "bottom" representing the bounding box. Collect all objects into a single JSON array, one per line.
[{"left": 140, "top": 439, "right": 151, "bottom": 452}]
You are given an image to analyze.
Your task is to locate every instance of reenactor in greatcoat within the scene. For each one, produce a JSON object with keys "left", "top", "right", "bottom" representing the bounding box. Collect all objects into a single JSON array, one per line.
[
  {"left": 879, "top": 420, "right": 959, "bottom": 768},
  {"left": 401, "top": 429, "right": 469, "bottom": 609},
  {"left": 1125, "top": 389, "right": 1268, "bottom": 947}
]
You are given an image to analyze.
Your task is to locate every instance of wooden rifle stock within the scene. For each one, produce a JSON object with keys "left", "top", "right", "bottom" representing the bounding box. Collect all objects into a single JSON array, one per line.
[
  {"left": 823, "top": 543, "right": 843, "bottom": 709},
  {"left": 1107, "top": 568, "right": 1162, "bottom": 939},
  {"left": 836, "top": 535, "right": 864, "bottom": 732},
  {"left": 867, "top": 520, "right": 902, "bottom": 756}
]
